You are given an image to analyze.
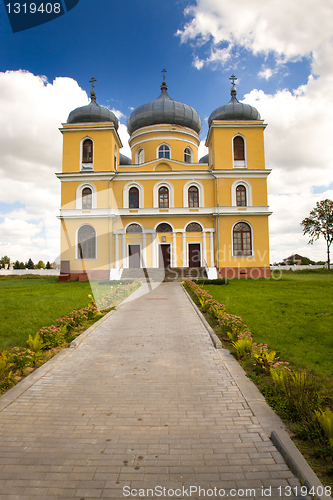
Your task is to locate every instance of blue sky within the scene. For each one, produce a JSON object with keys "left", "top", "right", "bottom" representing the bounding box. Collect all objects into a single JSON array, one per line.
[{"left": 0, "top": 0, "right": 333, "bottom": 264}]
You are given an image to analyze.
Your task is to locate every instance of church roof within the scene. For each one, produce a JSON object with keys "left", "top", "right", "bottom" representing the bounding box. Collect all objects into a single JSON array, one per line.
[
  {"left": 67, "top": 86, "right": 119, "bottom": 129},
  {"left": 127, "top": 78, "right": 202, "bottom": 135},
  {"left": 208, "top": 77, "right": 261, "bottom": 126}
]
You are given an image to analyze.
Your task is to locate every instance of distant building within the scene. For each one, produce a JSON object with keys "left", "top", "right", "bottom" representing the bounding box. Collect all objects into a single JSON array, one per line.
[
  {"left": 57, "top": 74, "right": 271, "bottom": 280},
  {"left": 283, "top": 254, "right": 303, "bottom": 265}
]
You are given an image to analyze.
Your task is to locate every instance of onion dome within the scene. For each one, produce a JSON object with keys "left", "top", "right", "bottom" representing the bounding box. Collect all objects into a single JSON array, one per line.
[
  {"left": 199, "top": 153, "right": 209, "bottom": 163},
  {"left": 67, "top": 84, "right": 119, "bottom": 130},
  {"left": 208, "top": 76, "right": 261, "bottom": 126},
  {"left": 127, "top": 77, "right": 202, "bottom": 135},
  {"left": 119, "top": 153, "right": 132, "bottom": 165}
]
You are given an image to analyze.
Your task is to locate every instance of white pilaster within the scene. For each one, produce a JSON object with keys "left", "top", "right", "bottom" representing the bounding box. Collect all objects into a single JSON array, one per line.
[
  {"left": 172, "top": 232, "right": 177, "bottom": 267},
  {"left": 202, "top": 231, "right": 206, "bottom": 267},
  {"left": 210, "top": 231, "right": 215, "bottom": 267},
  {"left": 142, "top": 233, "right": 147, "bottom": 268},
  {"left": 182, "top": 232, "right": 186, "bottom": 267},
  {"left": 115, "top": 233, "right": 119, "bottom": 268},
  {"left": 152, "top": 233, "right": 157, "bottom": 268},
  {"left": 122, "top": 233, "right": 127, "bottom": 268}
]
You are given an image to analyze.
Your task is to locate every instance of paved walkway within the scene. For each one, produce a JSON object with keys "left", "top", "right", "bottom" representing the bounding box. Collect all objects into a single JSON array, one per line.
[{"left": 0, "top": 283, "right": 303, "bottom": 499}]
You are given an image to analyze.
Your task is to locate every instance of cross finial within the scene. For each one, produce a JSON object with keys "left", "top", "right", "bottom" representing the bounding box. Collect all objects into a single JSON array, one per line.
[
  {"left": 89, "top": 76, "right": 97, "bottom": 91},
  {"left": 229, "top": 74, "right": 237, "bottom": 86},
  {"left": 162, "top": 68, "right": 167, "bottom": 81}
]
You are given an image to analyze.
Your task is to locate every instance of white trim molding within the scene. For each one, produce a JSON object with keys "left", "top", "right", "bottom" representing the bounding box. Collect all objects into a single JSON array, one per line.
[
  {"left": 123, "top": 181, "right": 145, "bottom": 209},
  {"left": 183, "top": 180, "right": 205, "bottom": 208},
  {"left": 231, "top": 179, "right": 253, "bottom": 207},
  {"left": 76, "top": 182, "right": 97, "bottom": 210}
]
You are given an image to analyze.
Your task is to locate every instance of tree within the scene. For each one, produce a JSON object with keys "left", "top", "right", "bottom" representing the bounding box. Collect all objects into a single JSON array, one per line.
[
  {"left": 36, "top": 260, "right": 45, "bottom": 269},
  {"left": 45, "top": 261, "right": 52, "bottom": 269},
  {"left": 25, "top": 258, "right": 34, "bottom": 269},
  {"left": 301, "top": 199, "right": 333, "bottom": 270}
]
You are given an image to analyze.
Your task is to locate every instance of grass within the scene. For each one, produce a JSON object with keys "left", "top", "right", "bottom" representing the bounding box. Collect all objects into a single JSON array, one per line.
[
  {"left": 0, "top": 276, "right": 93, "bottom": 351},
  {"left": 202, "top": 271, "right": 333, "bottom": 381}
]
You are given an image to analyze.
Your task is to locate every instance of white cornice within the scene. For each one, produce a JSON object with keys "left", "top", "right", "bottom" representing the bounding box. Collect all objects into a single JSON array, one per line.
[
  {"left": 56, "top": 172, "right": 116, "bottom": 181},
  {"left": 129, "top": 124, "right": 200, "bottom": 144},
  {"left": 58, "top": 206, "right": 272, "bottom": 219},
  {"left": 130, "top": 135, "right": 199, "bottom": 150}
]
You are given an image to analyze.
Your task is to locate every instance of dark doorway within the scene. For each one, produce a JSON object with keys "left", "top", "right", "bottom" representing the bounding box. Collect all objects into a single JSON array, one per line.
[
  {"left": 129, "top": 245, "right": 141, "bottom": 268},
  {"left": 188, "top": 244, "right": 201, "bottom": 267},
  {"left": 159, "top": 244, "right": 171, "bottom": 268}
]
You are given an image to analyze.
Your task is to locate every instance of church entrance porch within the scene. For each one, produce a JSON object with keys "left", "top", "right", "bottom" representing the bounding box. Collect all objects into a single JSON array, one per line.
[
  {"left": 158, "top": 244, "right": 171, "bottom": 268},
  {"left": 128, "top": 244, "right": 141, "bottom": 268}
]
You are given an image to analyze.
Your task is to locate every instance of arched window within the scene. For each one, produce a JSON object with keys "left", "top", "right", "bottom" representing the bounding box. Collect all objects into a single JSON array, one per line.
[
  {"left": 188, "top": 186, "right": 199, "bottom": 208},
  {"left": 126, "top": 223, "right": 142, "bottom": 233},
  {"left": 184, "top": 147, "right": 192, "bottom": 163},
  {"left": 158, "top": 186, "right": 169, "bottom": 208},
  {"left": 233, "top": 136, "right": 245, "bottom": 161},
  {"left": 137, "top": 148, "right": 145, "bottom": 164},
  {"left": 233, "top": 222, "right": 252, "bottom": 256},
  {"left": 236, "top": 185, "right": 247, "bottom": 206},
  {"left": 82, "top": 187, "right": 92, "bottom": 210},
  {"left": 82, "top": 139, "right": 93, "bottom": 163},
  {"left": 156, "top": 223, "right": 172, "bottom": 233},
  {"left": 78, "top": 225, "right": 96, "bottom": 259},
  {"left": 186, "top": 222, "right": 202, "bottom": 232},
  {"left": 129, "top": 187, "right": 139, "bottom": 209},
  {"left": 158, "top": 144, "right": 170, "bottom": 159}
]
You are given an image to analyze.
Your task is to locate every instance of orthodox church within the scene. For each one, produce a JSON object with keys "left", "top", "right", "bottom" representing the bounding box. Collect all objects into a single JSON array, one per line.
[{"left": 57, "top": 73, "right": 271, "bottom": 281}]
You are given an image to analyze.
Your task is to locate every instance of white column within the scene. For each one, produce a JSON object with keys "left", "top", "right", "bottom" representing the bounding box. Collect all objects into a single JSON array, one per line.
[
  {"left": 172, "top": 232, "right": 177, "bottom": 267},
  {"left": 182, "top": 232, "right": 186, "bottom": 267},
  {"left": 202, "top": 231, "right": 206, "bottom": 267},
  {"left": 115, "top": 233, "right": 119, "bottom": 269},
  {"left": 122, "top": 233, "right": 127, "bottom": 268},
  {"left": 210, "top": 231, "right": 215, "bottom": 267},
  {"left": 142, "top": 233, "right": 146, "bottom": 268}
]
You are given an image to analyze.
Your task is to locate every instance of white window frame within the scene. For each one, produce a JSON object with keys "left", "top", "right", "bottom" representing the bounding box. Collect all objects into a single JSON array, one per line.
[
  {"left": 135, "top": 147, "right": 145, "bottom": 164},
  {"left": 157, "top": 143, "right": 171, "bottom": 160},
  {"left": 231, "top": 220, "right": 254, "bottom": 258},
  {"left": 76, "top": 182, "right": 97, "bottom": 210},
  {"left": 153, "top": 181, "right": 174, "bottom": 208},
  {"left": 232, "top": 134, "right": 247, "bottom": 168},
  {"left": 231, "top": 180, "right": 252, "bottom": 207},
  {"left": 75, "top": 224, "right": 97, "bottom": 260},
  {"left": 183, "top": 180, "right": 205, "bottom": 208},
  {"left": 80, "top": 136, "right": 94, "bottom": 171},
  {"left": 123, "top": 181, "right": 144, "bottom": 209},
  {"left": 184, "top": 146, "right": 193, "bottom": 163}
]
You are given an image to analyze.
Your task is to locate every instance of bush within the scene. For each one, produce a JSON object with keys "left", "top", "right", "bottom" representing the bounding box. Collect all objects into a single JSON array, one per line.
[{"left": 195, "top": 278, "right": 228, "bottom": 285}]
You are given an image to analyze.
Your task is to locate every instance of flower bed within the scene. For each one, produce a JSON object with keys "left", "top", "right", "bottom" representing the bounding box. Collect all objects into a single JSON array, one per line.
[{"left": 183, "top": 279, "right": 333, "bottom": 470}]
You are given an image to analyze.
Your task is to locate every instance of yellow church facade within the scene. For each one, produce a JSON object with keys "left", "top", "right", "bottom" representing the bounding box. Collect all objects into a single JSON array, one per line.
[{"left": 57, "top": 76, "right": 271, "bottom": 281}]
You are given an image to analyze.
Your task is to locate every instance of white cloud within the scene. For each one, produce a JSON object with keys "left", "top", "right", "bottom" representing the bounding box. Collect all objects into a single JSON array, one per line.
[{"left": 177, "top": 0, "right": 333, "bottom": 67}]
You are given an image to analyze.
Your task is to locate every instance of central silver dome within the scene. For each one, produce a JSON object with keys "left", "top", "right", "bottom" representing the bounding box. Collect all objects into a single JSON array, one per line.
[{"left": 127, "top": 80, "right": 202, "bottom": 135}]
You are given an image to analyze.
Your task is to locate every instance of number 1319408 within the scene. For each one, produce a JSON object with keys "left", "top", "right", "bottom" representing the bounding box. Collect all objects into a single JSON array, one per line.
[{"left": 6, "top": 3, "right": 61, "bottom": 14}]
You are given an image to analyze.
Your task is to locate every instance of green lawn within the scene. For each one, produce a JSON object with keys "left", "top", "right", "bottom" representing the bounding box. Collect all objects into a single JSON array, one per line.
[
  {"left": 0, "top": 276, "right": 93, "bottom": 351},
  {"left": 202, "top": 271, "right": 333, "bottom": 380}
]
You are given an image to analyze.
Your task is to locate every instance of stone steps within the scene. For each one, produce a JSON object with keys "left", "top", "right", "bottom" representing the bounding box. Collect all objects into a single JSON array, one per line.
[{"left": 121, "top": 267, "right": 207, "bottom": 282}]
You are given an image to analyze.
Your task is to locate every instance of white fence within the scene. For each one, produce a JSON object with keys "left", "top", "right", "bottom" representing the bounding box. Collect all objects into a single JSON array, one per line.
[{"left": 0, "top": 269, "right": 60, "bottom": 276}]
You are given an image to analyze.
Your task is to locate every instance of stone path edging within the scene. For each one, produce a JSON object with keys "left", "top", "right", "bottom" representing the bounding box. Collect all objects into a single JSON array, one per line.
[{"left": 182, "top": 285, "right": 332, "bottom": 500}]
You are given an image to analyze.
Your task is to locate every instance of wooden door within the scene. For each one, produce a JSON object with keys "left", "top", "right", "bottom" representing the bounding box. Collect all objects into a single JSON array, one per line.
[
  {"left": 129, "top": 245, "right": 140, "bottom": 268},
  {"left": 188, "top": 244, "right": 201, "bottom": 267},
  {"left": 159, "top": 244, "right": 171, "bottom": 268}
]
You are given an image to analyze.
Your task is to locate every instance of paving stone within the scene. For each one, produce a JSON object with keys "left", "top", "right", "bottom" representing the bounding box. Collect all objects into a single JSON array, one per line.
[{"left": 0, "top": 283, "right": 306, "bottom": 498}]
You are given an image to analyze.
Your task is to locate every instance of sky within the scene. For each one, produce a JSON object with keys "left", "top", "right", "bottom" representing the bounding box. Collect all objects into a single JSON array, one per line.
[{"left": 0, "top": 0, "right": 333, "bottom": 265}]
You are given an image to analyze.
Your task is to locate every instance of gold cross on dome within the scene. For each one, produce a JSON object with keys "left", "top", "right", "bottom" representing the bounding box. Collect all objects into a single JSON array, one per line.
[
  {"left": 229, "top": 74, "right": 237, "bottom": 86},
  {"left": 89, "top": 76, "right": 97, "bottom": 91}
]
